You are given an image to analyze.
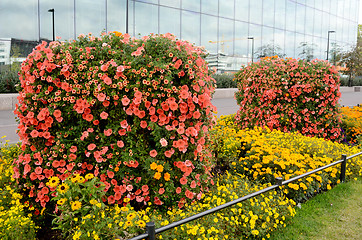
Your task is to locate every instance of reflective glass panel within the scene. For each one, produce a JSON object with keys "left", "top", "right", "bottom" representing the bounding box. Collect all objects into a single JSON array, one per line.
[
  {"left": 182, "top": 0, "right": 201, "bottom": 12},
  {"left": 285, "top": 0, "right": 296, "bottom": 32},
  {"left": 235, "top": 0, "right": 249, "bottom": 22},
  {"left": 201, "top": 14, "right": 218, "bottom": 53},
  {"left": 219, "top": 0, "right": 234, "bottom": 18},
  {"left": 160, "top": 6, "right": 180, "bottom": 36},
  {"left": 249, "top": 0, "right": 262, "bottom": 25},
  {"left": 296, "top": 3, "right": 305, "bottom": 34},
  {"left": 107, "top": 0, "right": 127, "bottom": 34},
  {"left": 262, "top": 0, "right": 274, "bottom": 27},
  {"left": 76, "top": 0, "right": 106, "bottom": 37},
  {"left": 234, "top": 21, "right": 248, "bottom": 57},
  {"left": 313, "top": 9, "right": 322, "bottom": 38},
  {"left": 305, "top": 6, "right": 314, "bottom": 35},
  {"left": 159, "top": 0, "right": 180, "bottom": 8},
  {"left": 219, "top": 18, "right": 234, "bottom": 55},
  {"left": 274, "top": 29, "right": 285, "bottom": 57},
  {"left": 39, "top": 0, "right": 74, "bottom": 41},
  {"left": 248, "top": 23, "right": 262, "bottom": 59},
  {"left": 0, "top": 0, "right": 38, "bottom": 40},
  {"left": 181, "top": 10, "right": 200, "bottom": 45},
  {"left": 201, "top": 0, "right": 218, "bottom": 16},
  {"left": 284, "top": 31, "right": 296, "bottom": 57},
  {"left": 274, "top": 0, "right": 285, "bottom": 30},
  {"left": 134, "top": 2, "right": 158, "bottom": 36}
]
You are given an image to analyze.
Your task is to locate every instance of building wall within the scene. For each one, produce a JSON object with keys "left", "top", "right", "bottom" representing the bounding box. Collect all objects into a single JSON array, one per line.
[{"left": 0, "top": 0, "right": 359, "bottom": 70}]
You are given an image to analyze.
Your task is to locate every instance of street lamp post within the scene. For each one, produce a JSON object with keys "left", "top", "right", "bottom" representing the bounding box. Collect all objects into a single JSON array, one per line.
[
  {"left": 126, "top": 0, "right": 129, "bottom": 34},
  {"left": 326, "top": 30, "right": 335, "bottom": 61},
  {"left": 48, "top": 8, "right": 55, "bottom": 41},
  {"left": 248, "top": 37, "right": 254, "bottom": 64}
]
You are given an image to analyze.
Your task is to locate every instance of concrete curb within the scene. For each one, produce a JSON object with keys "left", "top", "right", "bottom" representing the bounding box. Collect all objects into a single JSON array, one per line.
[{"left": 0, "top": 87, "right": 360, "bottom": 111}]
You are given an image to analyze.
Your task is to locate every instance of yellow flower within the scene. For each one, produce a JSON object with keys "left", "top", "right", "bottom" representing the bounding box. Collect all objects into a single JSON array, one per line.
[
  {"left": 47, "top": 176, "right": 60, "bottom": 188},
  {"left": 251, "top": 229, "right": 259, "bottom": 235},
  {"left": 164, "top": 172, "right": 170, "bottom": 181},
  {"left": 57, "top": 198, "right": 67, "bottom": 205},
  {"left": 73, "top": 230, "right": 82, "bottom": 240},
  {"left": 156, "top": 165, "right": 164, "bottom": 172},
  {"left": 58, "top": 183, "right": 69, "bottom": 194},
  {"left": 137, "top": 220, "right": 146, "bottom": 228},
  {"left": 90, "top": 199, "right": 98, "bottom": 205},
  {"left": 71, "top": 201, "right": 82, "bottom": 211},
  {"left": 85, "top": 173, "right": 94, "bottom": 180},
  {"left": 150, "top": 162, "right": 158, "bottom": 170},
  {"left": 154, "top": 172, "right": 161, "bottom": 180}
]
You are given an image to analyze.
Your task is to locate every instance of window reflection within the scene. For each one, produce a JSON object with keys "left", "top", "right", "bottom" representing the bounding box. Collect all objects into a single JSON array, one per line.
[
  {"left": 40, "top": 0, "right": 74, "bottom": 40},
  {"left": 274, "top": 0, "right": 285, "bottom": 30},
  {"left": 219, "top": 0, "right": 234, "bottom": 18},
  {"left": 296, "top": 4, "right": 305, "bottom": 34},
  {"left": 159, "top": 0, "right": 180, "bottom": 8},
  {"left": 0, "top": 0, "right": 38, "bottom": 40},
  {"left": 285, "top": 1, "right": 296, "bottom": 32},
  {"left": 107, "top": 0, "right": 127, "bottom": 33},
  {"left": 160, "top": 6, "right": 180, "bottom": 36},
  {"left": 249, "top": 0, "right": 262, "bottom": 25},
  {"left": 201, "top": 0, "right": 218, "bottom": 16},
  {"left": 182, "top": 0, "right": 200, "bottom": 12},
  {"left": 235, "top": 0, "right": 249, "bottom": 22},
  {"left": 75, "top": 0, "right": 105, "bottom": 37},
  {"left": 218, "top": 18, "right": 234, "bottom": 55},
  {"left": 134, "top": 2, "right": 158, "bottom": 36},
  {"left": 262, "top": 0, "right": 274, "bottom": 27},
  {"left": 234, "top": 21, "right": 248, "bottom": 57},
  {"left": 181, "top": 11, "right": 200, "bottom": 45},
  {"left": 201, "top": 14, "right": 218, "bottom": 53}
]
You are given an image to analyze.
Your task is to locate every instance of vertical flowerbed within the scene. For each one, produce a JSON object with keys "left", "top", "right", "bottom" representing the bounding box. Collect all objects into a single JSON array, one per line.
[
  {"left": 234, "top": 57, "right": 342, "bottom": 141},
  {"left": 13, "top": 32, "right": 216, "bottom": 214}
]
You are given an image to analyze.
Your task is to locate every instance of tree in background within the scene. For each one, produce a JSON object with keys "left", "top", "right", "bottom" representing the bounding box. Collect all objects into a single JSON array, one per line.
[
  {"left": 254, "top": 43, "right": 285, "bottom": 59},
  {"left": 341, "top": 24, "right": 362, "bottom": 86},
  {"left": 298, "top": 42, "right": 317, "bottom": 61}
]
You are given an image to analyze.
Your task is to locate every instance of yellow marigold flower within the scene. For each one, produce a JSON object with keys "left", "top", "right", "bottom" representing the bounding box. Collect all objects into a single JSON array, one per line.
[
  {"left": 150, "top": 162, "right": 158, "bottom": 170},
  {"left": 154, "top": 172, "right": 161, "bottom": 180},
  {"left": 58, "top": 183, "right": 69, "bottom": 194},
  {"left": 251, "top": 230, "right": 259, "bottom": 235},
  {"left": 47, "top": 176, "right": 60, "bottom": 188},
  {"left": 85, "top": 173, "right": 94, "bottom": 180},
  {"left": 90, "top": 199, "right": 98, "bottom": 205},
  {"left": 123, "top": 198, "right": 130, "bottom": 203},
  {"left": 156, "top": 164, "right": 164, "bottom": 172},
  {"left": 71, "top": 201, "right": 82, "bottom": 211},
  {"left": 164, "top": 172, "right": 170, "bottom": 181},
  {"left": 57, "top": 198, "right": 67, "bottom": 205}
]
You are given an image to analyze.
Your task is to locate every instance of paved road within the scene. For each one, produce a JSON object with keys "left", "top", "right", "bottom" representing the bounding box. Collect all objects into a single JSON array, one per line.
[{"left": 1, "top": 92, "right": 361, "bottom": 145}]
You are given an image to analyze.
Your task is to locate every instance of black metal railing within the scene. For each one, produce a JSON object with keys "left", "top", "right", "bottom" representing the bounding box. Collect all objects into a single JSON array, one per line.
[{"left": 126, "top": 151, "right": 362, "bottom": 240}]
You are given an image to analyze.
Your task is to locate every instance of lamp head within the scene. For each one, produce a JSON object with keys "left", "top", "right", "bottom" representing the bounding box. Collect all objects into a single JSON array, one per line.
[{"left": 48, "top": 8, "right": 54, "bottom": 13}]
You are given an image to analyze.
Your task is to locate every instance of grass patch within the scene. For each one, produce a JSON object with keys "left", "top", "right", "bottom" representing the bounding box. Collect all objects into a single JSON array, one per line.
[{"left": 269, "top": 178, "right": 362, "bottom": 240}]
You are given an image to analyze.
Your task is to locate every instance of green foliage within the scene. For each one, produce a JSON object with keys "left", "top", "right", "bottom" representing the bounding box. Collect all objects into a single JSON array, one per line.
[
  {"left": 0, "top": 67, "right": 20, "bottom": 93},
  {"left": 234, "top": 57, "right": 343, "bottom": 142},
  {"left": 213, "top": 73, "right": 237, "bottom": 88},
  {"left": 13, "top": 32, "right": 216, "bottom": 218}
]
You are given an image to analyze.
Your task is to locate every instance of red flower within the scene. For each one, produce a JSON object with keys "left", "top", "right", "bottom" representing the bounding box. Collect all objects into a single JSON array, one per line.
[{"left": 150, "top": 150, "right": 157, "bottom": 158}]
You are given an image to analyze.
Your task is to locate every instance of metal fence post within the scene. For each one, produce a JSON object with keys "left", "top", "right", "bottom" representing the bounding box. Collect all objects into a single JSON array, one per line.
[
  {"left": 340, "top": 154, "right": 347, "bottom": 182},
  {"left": 146, "top": 222, "right": 156, "bottom": 240}
]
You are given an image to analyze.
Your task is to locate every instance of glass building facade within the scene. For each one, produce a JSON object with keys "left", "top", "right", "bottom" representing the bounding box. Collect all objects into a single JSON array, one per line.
[{"left": 0, "top": 0, "right": 360, "bottom": 70}]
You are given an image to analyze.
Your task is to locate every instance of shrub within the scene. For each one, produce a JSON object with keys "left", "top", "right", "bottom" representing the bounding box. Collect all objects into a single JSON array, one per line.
[
  {"left": 0, "top": 140, "right": 38, "bottom": 239},
  {"left": 0, "top": 68, "right": 20, "bottom": 93},
  {"left": 234, "top": 57, "right": 342, "bottom": 141},
  {"left": 213, "top": 73, "right": 237, "bottom": 88},
  {"left": 340, "top": 105, "right": 362, "bottom": 147},
  {"left": 13, "top": 32, "right": 216, "bottom": 214},
  {"left": 211, "top": 115, "right": 362, "bottom": 203}
]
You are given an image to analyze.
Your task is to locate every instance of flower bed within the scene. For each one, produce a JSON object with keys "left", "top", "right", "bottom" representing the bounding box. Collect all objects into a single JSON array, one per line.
[
  {"left": 234, "top": 57, "right": 342, "bottom": 141},
  {"left": 13, "top": 32, "right": 216, "bottom": 217},
  {"left": 211, "top": 114, "right": 362, "bottom": 203},
  {"left": 340, "top": 105, "right": 362, "bottom": 146}
]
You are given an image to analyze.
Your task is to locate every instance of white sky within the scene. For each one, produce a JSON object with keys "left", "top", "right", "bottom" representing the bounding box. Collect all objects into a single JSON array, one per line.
[{"left": 360, "top": 2, "right": 362, "bottom": 24}]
